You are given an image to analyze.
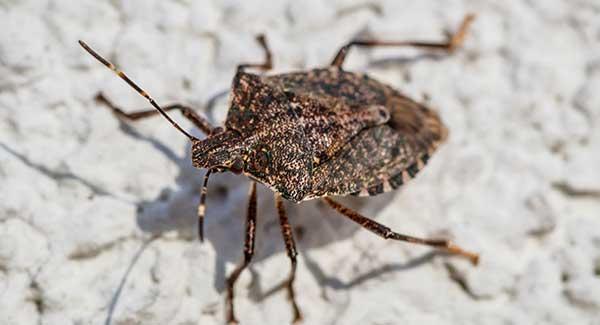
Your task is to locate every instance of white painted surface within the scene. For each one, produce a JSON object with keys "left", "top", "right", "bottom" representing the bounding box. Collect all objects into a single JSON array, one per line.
[{"left": 1, "top": 1, "right": 599, "bottom": 324}]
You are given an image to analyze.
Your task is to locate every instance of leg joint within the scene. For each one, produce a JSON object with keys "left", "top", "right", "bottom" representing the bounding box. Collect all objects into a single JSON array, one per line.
[{"left": 243, "top": 252, "right": 253, "bottom": 264}]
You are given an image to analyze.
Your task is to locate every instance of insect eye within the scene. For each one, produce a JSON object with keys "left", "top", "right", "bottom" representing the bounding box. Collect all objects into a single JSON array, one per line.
[
  {"left": 229, "top": 157, "right": 245, "bottom": 174},
  {"left": 252, "top": 146, "right": 271, "bottom": 171}
]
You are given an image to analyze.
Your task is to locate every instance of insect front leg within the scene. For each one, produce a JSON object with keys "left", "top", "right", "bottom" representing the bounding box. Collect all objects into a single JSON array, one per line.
[
  {"left": 322, "top": 197, "right": 479, "bottom": 265},
  {"left": 236, "top": 34, "right": 273, "bottom": 73},
  {"left": 330, "top": 14, "right": 476, "bottom": 68},
  {"left": 226, "top": 182, "right": 258, "bottom": 325},
  {"left": 95, "top": 92, "right": 215, "bottom": 135},
  {"left": 196, "top": 170, "right": 212, "bottom": 242},
  {"left": 275, "top": 194, "right": 303, "bottom": 324}
]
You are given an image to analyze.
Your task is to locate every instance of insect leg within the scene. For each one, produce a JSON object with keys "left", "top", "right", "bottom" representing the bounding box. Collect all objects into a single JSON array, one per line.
[
  {"left": 322, "top": 197, "right": 479, "bottom": 265},
  {"left": 79, "top": 41, "right": 198, "bottom": 141},
  {"left": 236, "top": 34, "right": 273, "bottom": 73},
  {"left": 275, "top": 194, "right": 303, "bottom": 324},
  {"left": 226, "top": 182, "right": 258, "bottom": 325},
  {"left": 95, "top": 93, "right": 215, "bottom": 135},
  {"left": 197, "top": 170, "right": 212, "bottom": 242},
  {"left": 330, "top": 14, "right": 476, "bottom": 68}
]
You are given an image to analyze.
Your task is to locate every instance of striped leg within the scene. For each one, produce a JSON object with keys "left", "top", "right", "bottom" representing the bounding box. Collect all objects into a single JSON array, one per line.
[
  {"left": 323, "top": 197, "right": 479, "bottom": 265},
  {"left": 196, "top": 170, "right": 212, "bottom": 242},
  {"left": 226, "top": 182, "right": 258, "bottom": 325},
  {"left": 330, "top": 14, "right": 475, "bottom": 68},
  {"left": 275, "top": 194, "right": 302, "bottom": 324}
]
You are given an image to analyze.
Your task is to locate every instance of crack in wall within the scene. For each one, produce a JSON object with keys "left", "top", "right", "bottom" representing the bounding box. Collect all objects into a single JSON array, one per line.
[
  {"left": 0, "top": 142, "right": 113, "bottom": 198},
  {"left": 68, "top": 235, "right": 137, "bottom": 261},
  {"left": 26, "top": 279, "right": 45, "bottom": 325},
  {"left": 563, "top": 288, "right": 600, "bottom": 311},
  {"left": 552, "top": 181, "right": 600, "bottom": 199},
  {"left": 336, "top": 2, "right": 383, "bottom": 18}
]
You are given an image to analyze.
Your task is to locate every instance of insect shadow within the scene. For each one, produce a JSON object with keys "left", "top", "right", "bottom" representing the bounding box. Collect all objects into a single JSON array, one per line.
[{"left": 110, "top": 93, "right": 436, "bottom": 300}]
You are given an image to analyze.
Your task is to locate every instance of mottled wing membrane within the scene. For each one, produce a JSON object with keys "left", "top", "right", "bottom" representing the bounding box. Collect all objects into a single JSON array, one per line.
[
  {"left": 309, "top": 124, "right": 412, "bottom": 197},
  {"left": 263, "top": 68, "right": 394, "bottom": 164},
  {"left": 386, "top": 94, "right": 448, "bottom": 153},
  {"left": 309, "top": 93, "right": 447, "bottom": 198}
]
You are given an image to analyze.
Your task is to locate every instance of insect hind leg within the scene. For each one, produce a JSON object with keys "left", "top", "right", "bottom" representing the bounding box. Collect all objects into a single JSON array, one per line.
[
  {"left": 323, "top": 197, "right": 479, "bottom": 265},
  {"left": 330, "top": 14, "right": 476, "bottom": 68},
  {"left": 95, "top": 93, "right": 215, "bottom": 135},
  {"left": 236, "top": 34, "right": 273, "bottom": 73}
]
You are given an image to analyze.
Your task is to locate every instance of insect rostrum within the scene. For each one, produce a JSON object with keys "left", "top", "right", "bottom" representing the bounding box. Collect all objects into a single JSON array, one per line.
[{"left": 80, "top": 14, "right": 478, "bottom": 325}]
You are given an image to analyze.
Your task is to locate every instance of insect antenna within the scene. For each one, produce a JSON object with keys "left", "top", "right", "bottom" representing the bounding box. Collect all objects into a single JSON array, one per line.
[{"left": 78, "top": 40, "right": 198, "bottom": 141}]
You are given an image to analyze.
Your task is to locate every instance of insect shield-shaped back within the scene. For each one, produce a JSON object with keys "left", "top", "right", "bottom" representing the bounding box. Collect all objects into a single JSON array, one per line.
[{"left": 220, "top": 72, "right": 314, "bottom": 202}]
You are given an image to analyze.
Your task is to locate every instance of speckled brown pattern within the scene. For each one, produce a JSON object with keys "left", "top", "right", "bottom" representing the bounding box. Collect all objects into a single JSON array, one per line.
[
  {"left": 191, "top": 68, "right": 446, "bottom": 202},
  {"left": 80, "top": 32, "right": 449, "bottom": 204}
]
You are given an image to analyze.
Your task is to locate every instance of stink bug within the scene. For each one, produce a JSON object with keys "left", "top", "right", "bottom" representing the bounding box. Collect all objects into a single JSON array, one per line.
[{"left": 79, "top": 13, "right": 479, "bottom": 325}]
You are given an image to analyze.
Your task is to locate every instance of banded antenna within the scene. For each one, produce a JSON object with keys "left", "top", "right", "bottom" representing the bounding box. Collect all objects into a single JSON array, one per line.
[{"left": 79, "top": 40, "right": 198, "bottom": 142}]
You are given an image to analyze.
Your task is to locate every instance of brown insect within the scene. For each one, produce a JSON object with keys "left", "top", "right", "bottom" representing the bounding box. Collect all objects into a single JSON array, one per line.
[{"left": 80, "top": 14, "right": 479, "bottom": 325}]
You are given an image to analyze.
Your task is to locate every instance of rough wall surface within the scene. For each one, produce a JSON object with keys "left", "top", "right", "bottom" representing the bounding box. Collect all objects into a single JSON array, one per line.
[{"left": 1, "top": 1, "right": 600, "bottom": 324}]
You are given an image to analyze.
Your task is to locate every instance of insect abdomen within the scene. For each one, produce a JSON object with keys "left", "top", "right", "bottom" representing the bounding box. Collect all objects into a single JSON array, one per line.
[{"left": 352, "top": 152, "right": 431, "bottom": 197}]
